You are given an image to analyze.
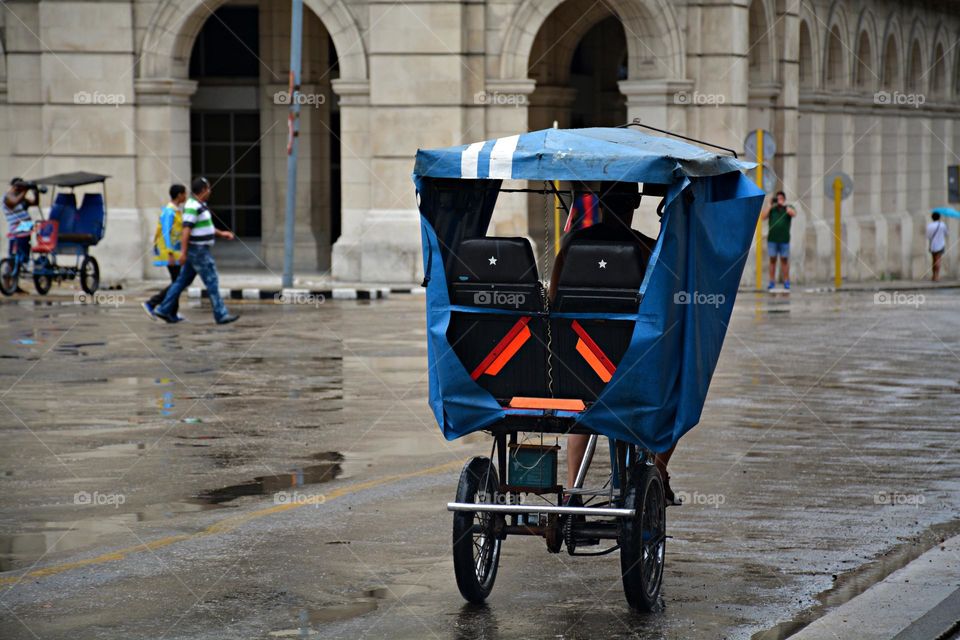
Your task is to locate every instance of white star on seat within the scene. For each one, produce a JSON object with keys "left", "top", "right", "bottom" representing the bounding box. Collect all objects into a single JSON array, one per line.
[
  {"left": 598, "top": 259, "right": 607, "bottom": 269},
  {"left": 488, "top": 256, "right": 497, "bottom": 266}
]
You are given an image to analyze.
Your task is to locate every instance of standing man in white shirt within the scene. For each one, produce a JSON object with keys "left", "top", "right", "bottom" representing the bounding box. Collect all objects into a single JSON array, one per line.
[{"left": 926, "top": 212, "right": 948, "bottom": 282}]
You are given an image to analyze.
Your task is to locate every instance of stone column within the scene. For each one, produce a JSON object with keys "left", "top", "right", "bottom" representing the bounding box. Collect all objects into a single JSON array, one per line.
[
  {"left": 484, "top": 78, "right": 535, "bottom": 238},
  {"left": 134, "top": 78, "right": 196, "bottom": 278},
  {"left": 330, "top": 79, "right": 371, "bottom": 281},
  {"left": 332, "top": 1, "right": 472, "bottom": 283}
]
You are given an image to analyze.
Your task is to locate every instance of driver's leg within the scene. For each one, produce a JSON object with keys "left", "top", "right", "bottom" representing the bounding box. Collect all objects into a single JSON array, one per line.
[{"left": 567, "top": 434, "right": 589, "bottom": 488}]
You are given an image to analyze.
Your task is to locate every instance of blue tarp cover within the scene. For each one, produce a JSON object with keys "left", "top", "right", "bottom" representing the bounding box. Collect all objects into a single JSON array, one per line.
[{"left": 413, "top": 127, "right": 764, "bottom": 452}]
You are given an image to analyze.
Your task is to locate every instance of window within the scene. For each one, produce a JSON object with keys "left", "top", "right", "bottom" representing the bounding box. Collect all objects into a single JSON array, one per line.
[{"left": 190, "top": 111, "right": 262, "bottom": 238}]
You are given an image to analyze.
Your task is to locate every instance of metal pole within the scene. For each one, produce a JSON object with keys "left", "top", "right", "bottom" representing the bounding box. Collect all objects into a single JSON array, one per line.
[
  {"left": 552, "top": 121, "right": 561, "bottom": 255},
  {"left": 282, "top": 0, "right": 303, "bottom": 289},
  {"left": 834, "top": 177, "right": 843, "bottom": 289},
  {"left": 754, "top": 129, "right": 764, "bottom": 291}
]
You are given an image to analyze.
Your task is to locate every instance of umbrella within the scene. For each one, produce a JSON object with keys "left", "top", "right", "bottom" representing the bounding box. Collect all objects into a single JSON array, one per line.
[{"left": 932, "top": 207, "right": 960, "bottom": 218}]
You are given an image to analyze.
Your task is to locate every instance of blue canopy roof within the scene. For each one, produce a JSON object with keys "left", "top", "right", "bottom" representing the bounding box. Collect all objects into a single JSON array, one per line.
[{"left": 414, "top": 127, "right": 753, "bottom": 184}]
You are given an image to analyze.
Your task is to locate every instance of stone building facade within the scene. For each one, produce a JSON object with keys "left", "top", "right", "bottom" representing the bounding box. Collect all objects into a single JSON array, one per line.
[{"left": 1, "top": 0, "right": 958, "bottom": 285}]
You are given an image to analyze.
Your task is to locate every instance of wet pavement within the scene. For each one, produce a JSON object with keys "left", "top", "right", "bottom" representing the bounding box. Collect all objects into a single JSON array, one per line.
[{"left": 0, "top": 290, "right": 958, "bottom": 639}]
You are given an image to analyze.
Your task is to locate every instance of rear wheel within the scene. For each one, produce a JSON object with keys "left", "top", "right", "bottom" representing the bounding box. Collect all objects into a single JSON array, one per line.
[
  {"left": 80, "top": 256, "right": 99, "bottom": 295},
  {"left": 0, "top": 258, "right": 18, "bottom": 296},
  {"left": 452, "top": 457, "right": 502, "bottom": 603},
  {"left": 619, "top": 461, "right": 666, "bottom": 612}
]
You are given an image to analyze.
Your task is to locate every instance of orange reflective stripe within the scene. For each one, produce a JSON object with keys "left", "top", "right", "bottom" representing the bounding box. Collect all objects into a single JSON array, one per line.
[
  {"left": 570, "top": 320, "right": 616, "bottom": 377},
  {"left": 576, "top": 338, "right": 613, "bottom": 382},
  {"left": 484, "top": 325, "right": 531, "bottom": 376},
  {"left": 470, "top": 316, "right": 532, "bottom": 380},
  {"left": 508, "top": 397, "right": 586, "bottom": 411}
]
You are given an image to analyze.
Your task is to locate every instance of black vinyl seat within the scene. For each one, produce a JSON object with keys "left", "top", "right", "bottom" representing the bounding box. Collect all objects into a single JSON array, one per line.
[
  {"left": 447, "top": 237, "right": 548, "bottom": 401},
  {"left": 551, "top": 241, "right": 647, "bottom": 400}
]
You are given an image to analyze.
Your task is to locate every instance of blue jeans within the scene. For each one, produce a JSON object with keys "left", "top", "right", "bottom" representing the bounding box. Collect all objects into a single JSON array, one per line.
[
  {"left": 767, "top": 241, "right": 790, "bottom": 259},
  {"left": 157, "top": 245, "right": 229, "bottom": 321}
]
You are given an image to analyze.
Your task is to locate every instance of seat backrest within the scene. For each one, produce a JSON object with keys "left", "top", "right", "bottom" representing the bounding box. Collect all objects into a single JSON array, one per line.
[
  {"left": 448, "top": 236, "right": 541, "bottom": 310},
  {"left": 554, "top": 241, "right": 646, "bottom": 313},
  {"left": 77, "top": 193, "right": 105, "bottom": 239},
  {"left": 551, "top": 240, "right": 648, "bottom": 401},
  {"left": 49, "top": 193, "right": 78, "bottom": 235},
  {"left": 446, "top": 236, "right": 548, "bottom": 401}
]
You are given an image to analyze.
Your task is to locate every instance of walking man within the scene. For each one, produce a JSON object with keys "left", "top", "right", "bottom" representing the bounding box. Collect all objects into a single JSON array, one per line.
[
  {"left": 761, "top": 191, "right": 797, "bottom": 290},
  {"left": 143, "top": 184, "right": 189, "bottom": 320},
  {"left": 153, "top": 177, "right": 239, "bottom": 325},
  {"left": 927, "top": 212, "right": 948, "bottom": 282}
]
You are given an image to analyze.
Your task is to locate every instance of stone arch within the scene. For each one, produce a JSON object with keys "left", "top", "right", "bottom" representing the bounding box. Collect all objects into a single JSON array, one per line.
[
  {"left": 798, "top": 2, "right": 821, "bottom": 90},
  {"left": 852, "top": 9, "right": 879, "bottom": 90},
  {"left": 927, "top": 25, "right": 950, "bottom": 98},
  {"left": 906, "top": 23, "right": 926, "bottom": 93},
  {"left": 748, "top": 0, "right": 776, "bottom": 84},
  {"left": 880, "top": 15, "right": 902, "bottom": 90},
  {"left": 138, "top": 0, "right": 367, "bottom": 82},
  {"left": 498, "top": 0, "right": 684, "bottom": 81},
  {"left": 823, "top": 1, "right": 850, "bottom": 88}
]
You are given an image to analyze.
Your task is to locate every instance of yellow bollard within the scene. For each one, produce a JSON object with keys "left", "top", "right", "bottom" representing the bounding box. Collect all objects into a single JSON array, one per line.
[
  {"left": 834, "top": 176, "right": 843, "bottom": 289},
  {"left": 754, "top": 129, "right": 764, "bottom": 291}
]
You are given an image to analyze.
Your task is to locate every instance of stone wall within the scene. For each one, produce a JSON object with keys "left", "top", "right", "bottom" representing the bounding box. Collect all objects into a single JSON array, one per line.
[{"left": 0, "top": 0, "right": 957, "bottom": 286}]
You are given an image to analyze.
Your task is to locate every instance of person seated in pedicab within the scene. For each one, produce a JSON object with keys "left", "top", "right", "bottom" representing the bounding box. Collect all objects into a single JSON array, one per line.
[{"left": 549, "top": 180, "right": 679, "bottom": 506}]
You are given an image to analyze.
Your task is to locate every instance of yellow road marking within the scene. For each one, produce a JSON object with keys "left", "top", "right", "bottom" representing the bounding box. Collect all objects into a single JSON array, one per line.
[{"left": 0, "top": 458, "right": 466, "bottom": 587}]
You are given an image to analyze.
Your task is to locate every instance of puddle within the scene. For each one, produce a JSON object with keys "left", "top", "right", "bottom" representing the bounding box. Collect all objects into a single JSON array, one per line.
[
  {"left": 191, "top": 452, "right": 344, "bottom": 505},
  {"left": 753, "top": 518, "right": 960, "bottom": 639},
  {"left": 0, "top": 500, "right": 229, "bottom": 572},
  {"left": 268, "top": 584, "right": 432, "bottom": 636}
]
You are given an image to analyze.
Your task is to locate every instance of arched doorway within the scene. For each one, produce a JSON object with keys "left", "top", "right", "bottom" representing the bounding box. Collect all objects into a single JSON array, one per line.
[
  {"left": 137, "top": 0, "right": 366, "bottom": 276},
  {"left": 185, "top": 1, "right": 340, "bottom": 270}
]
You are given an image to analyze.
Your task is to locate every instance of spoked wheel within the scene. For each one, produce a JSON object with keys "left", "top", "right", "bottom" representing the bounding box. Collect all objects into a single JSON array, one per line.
[
  {"left": 0, "top": 258, "right": 18, "bottom": 296},
  {"left": 32, "top": 257, "right": 52, "bottom": 296},
  {"left": 80, "top": 256, "right": 99, "bottom": 295},
  {"left": 452, "top": 456, "right": 502, "bottom": 604},
  {"left": 619, "top": 461, "right": 666, "bottom": 612}
]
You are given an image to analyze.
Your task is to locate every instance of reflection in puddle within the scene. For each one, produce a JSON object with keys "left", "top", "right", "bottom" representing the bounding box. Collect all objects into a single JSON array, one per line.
[
  {"left": 192, "top": 452, "right": 344, "bottom": 505},
  {"left": 0, "top": 500, "right": 228, "bottom": 572},
  {"left": 268, "top": 585, "right": 432, "bottom": 637}
]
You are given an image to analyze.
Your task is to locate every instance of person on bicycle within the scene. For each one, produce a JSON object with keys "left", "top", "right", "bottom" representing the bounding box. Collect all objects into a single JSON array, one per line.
[
  {"left": 550, "top": 181, "right": 678, "bottom": 505},
  {"left": 3, "top": 178, "right": 37, "bottom": 261}
]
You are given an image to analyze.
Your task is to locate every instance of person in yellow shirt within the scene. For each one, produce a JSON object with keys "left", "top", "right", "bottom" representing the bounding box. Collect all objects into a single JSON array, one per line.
[{"left": 143, "top": 184, "right": 190, "bottom": 319}]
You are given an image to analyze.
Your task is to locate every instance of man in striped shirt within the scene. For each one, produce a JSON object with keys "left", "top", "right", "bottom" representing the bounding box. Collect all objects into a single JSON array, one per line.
[
  {"left": 3, "top": 178, "right": 37, "bottom": 261},
  {"left": 153, "top": 177, "right": 239, "bottom": 325}
]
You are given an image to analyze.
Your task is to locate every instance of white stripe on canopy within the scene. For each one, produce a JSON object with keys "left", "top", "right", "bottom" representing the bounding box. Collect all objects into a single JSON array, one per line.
[
  {"left": 488, "top": 135, "right": 520, "bottom": 179},
  {"left": 460, "top": 142, "right": 485, "bottom": 179}
]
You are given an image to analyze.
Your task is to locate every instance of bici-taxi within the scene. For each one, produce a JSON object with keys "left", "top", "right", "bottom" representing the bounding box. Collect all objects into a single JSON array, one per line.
[
  {"left": 1, "top": 171, "right": 108, "bottom": 297},
  {"left": 412, "top": 122, "right": 764, "bottom": 611}
]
